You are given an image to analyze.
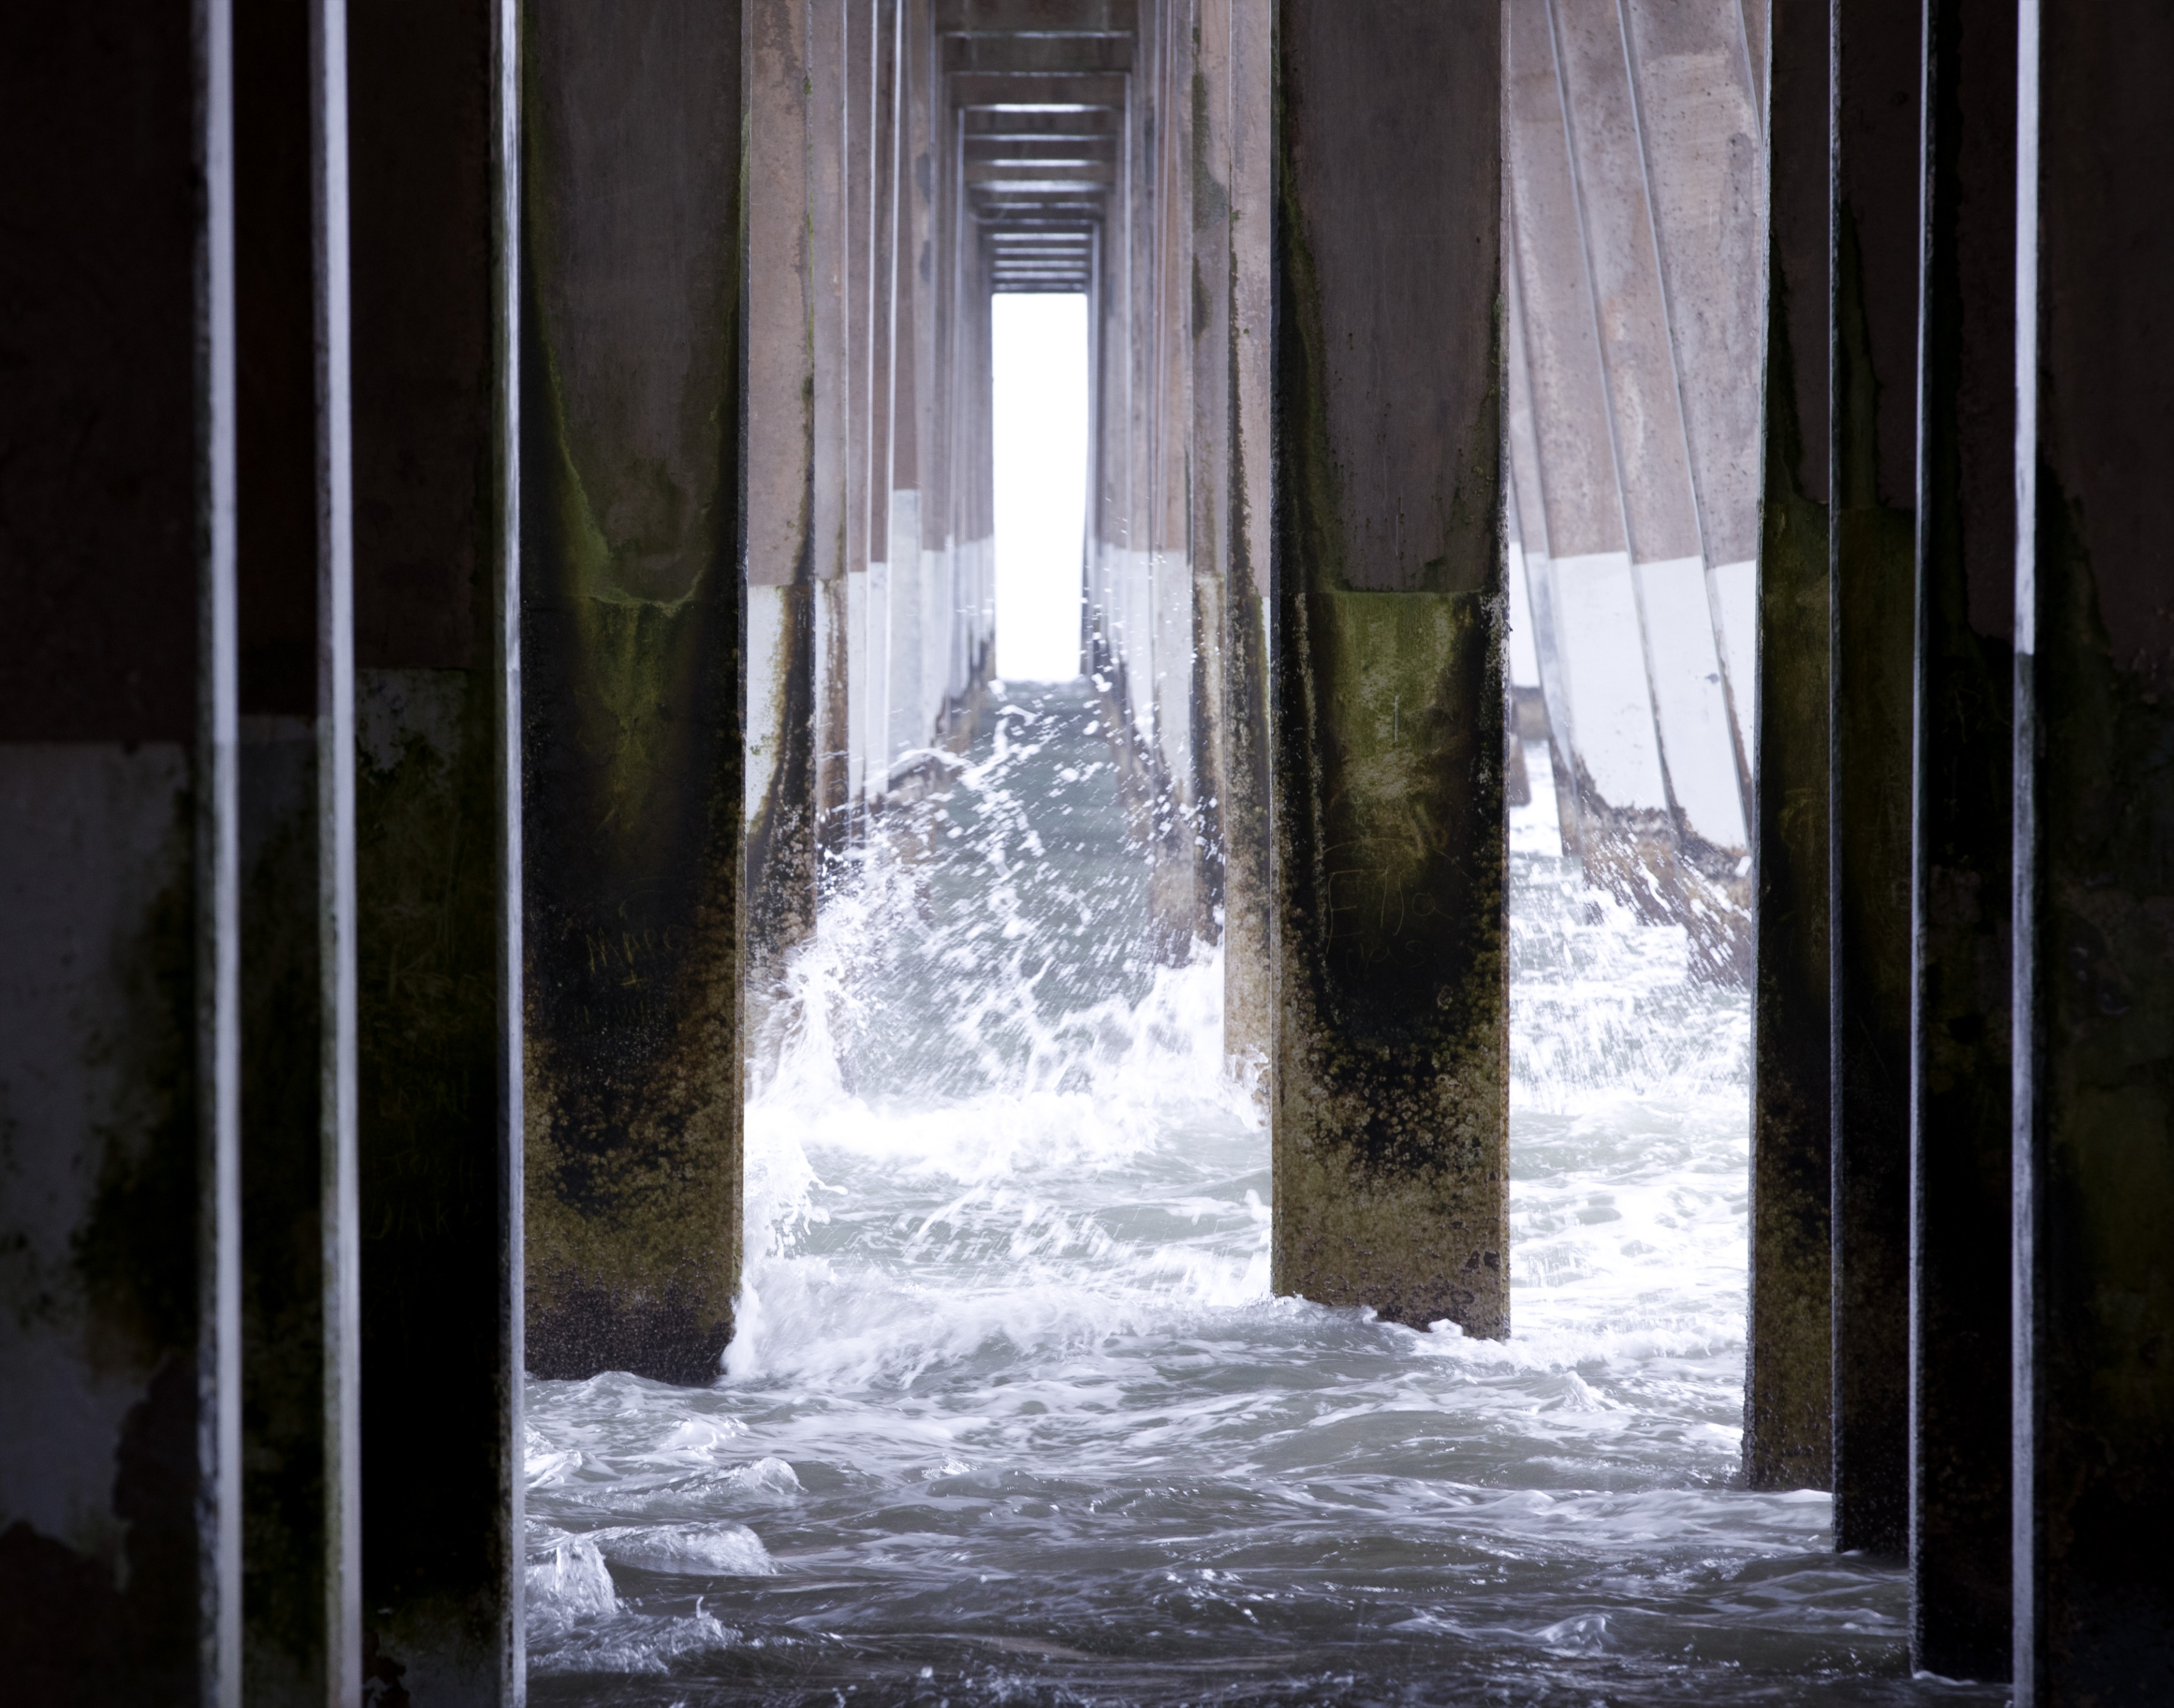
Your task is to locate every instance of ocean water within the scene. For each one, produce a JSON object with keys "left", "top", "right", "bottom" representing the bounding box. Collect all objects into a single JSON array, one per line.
[{"left": 523, "top": 685, "right": 2003, "bottom": 1706}]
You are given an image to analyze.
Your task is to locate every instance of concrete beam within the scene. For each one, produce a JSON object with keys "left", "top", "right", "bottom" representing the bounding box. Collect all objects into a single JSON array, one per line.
[
  {"left": 1744, "top": 0, "right": 1832, "bottom": 1497},
  {"left": 520, "top": 0, "right": 745, "bottom": 1386},
  {"left": 950, "top": 71, "right": 1128, "bottom": 107},
  {"left": 0, "top": 8, "right": 242, "bottom": 1698},
  {"left": 964, "top": 106, "right": 1120, "bottom": 136},
  {"left": 2013, "top": 1, "right": 2174, "bottom": 1694},
  {"left": 1910, "top": 0, "right": 2017, "bottom": 1676},
  {"left": 935, "top": 0, "right": 1137, "bottom": 32},
  {"left": 1269, "top": 0, "right": 1508, "bottom": 1337},
  {"left": 944, "top": 33, "right": 1132, "bottom": 73},
  {"left": 346, "top": 0, "right": 522, "bottom": 1691}
]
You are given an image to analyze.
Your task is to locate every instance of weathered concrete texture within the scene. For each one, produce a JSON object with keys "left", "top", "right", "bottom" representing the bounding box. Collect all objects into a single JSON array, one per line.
[
  {"left": 1500, "top": 0, "right": 1762, "bottom": 984},
  {"left": 745, "top": 0, "right": 821, "bottom": 1030},
  {"left": 2014, "top": 1, "right": 2174, "bottom": 1697},
  {"left": 348, "top": 0, "right": 522, "bottom": 1695},
  {"left": 521, "top": 0, "right": 745, "bottom": 1387},
  {"left": 1827, "top": 0, "right": 1919, "bottom": 1559},
  {"left": 0, "top": 7, "right": 240, "bottom": 1702},
  {"left": 233, "top": 0, "right": 362, "bottom": 1695},
  {"left": 1743, "top": 0, "right": 1831, "bottom": 1496},
  {"left": 1269, "top": 0, "right": 1509, "bottom": 1338},
  {"left": 1209, "top": 0, "right": 1274, "bottom": 1091},
  {"left": 1910, "top": 0, "right": 2016, "bottom": 1676}
]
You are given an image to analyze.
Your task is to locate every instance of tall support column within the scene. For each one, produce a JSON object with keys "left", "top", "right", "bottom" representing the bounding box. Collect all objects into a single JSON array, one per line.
[
  {"left": 232, "top": 0, "right": 360, "bottom": 1696},
  {"left": 1827, "top": 0, "right": 1920, "bottom": 1557},
  {"left": 521, "top": 0, "right": 744, "bottom": 1384},
  {"left": 1217, "top": 0, "right": 1274, "bottom": 1091},
  {"left": 2014, "top": 1, "right": 2174, "bottom": 1696},
  {"left": 0, "top": 9, "right": 242, "bottom": 1699},
  {"left": 810, "top": 0, "right": 855, "bottom": 869},
  {"left": 746, "top": 0, "right": 820, "bottom": 996},
  {"left": 347, "top": 0, "right": 522, "bottom": 1692},
  {"left": 1269, "top": 1, "right": 1509, "bottom": 1336},
  {"left": 1745, "top": 0, "right": 1833, "bottom": 1495},
  {"left": 845, "top": 0, "right": 877, "bottom": 820},
  {"left": 1192, "top": 0, "right": 1236, "bottom": 983},
  {"left": 1910, "top": 0, "right": 2016, "bottom": 1676}
]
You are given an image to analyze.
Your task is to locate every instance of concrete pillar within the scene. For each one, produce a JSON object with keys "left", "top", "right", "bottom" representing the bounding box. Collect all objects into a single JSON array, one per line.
[
  {"left": 746, "top": 0, "right": 820, "bottom": 980},
  {"left": 1270, "top": 0, "right": 1509, "bottom": 1337},
  {"left": 810, "top": 0, "right": 856, "bottom": 864},
  {"left": 884, "top": 1, "right": 928, "bottom": 778},
  {"left": 347, "top": 0, "right": 522, "bottom": 1691},
  {"left": 1828, "top": 0, "right": 1919, "bottom": 1558},
  {"left": 520, "top": 1, "right": 745, "bottom": 1385},
  {"left": 1504, "top": 244, "right": 1585, "bottom": 859},
  {"left": 232, "top": 0, "right": 360, "bottom": 1696},
  {"left": 1145, "top": 0, "right": 1204, "bottom": 958},
  {"left": 2014, "top": 2, "right": 2174, "bottom": 1696},
  {"left": 1503, "top": 0, "right": 1685, "bottom": 944},
  {"left": 1216, "top": 0, "right": 1274, "bottom": 1089},
  {"left": 1618, "top": 0, "right": 1767, "bottom": 807},
  {"left": 1547, "top": 0, "right": 1752, "bottom": 978},
  {"left": 846, "top": 0, "right": 877, "bottom": 818},
  {"left": 1744, "top": 0, "right": 1832, "bottom": 1496},
  {"left": 866, "top": 0, "right": 899, "bottom": 798},
  {"left": 1910, "top": 0, "right": 2016, "bottom": 1676},
  {"left": 0, "top": 9, "right": 242, "bottom": 1699}
]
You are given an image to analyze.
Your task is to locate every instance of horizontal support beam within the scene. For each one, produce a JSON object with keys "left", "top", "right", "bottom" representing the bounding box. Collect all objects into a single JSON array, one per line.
[
  {"left": 964, "top": 106, "right": 1119, "bottom": 136},
  {"left": 945, "top": 34, "right": 1132, "bottom": 73},
  {"left": 936, "top": 0, "right": 1137, "bottom": 32},
  {"left": 964, "top": 135, "right": 1117, "bottom": 161},
  {"left": 967, "top": 171, "right": 1116, "bottom": 189},
  {"left": 950, "top": 73, "right": 1128, "bottom": 107}
]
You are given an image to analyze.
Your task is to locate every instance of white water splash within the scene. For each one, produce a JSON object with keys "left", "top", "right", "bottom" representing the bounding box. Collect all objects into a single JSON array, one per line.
[{"left": 523, "top": 692, "right": 1990, "bottom": 1706}]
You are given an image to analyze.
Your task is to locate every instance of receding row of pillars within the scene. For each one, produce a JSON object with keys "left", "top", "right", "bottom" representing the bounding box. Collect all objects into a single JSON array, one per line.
[
  {"left": 1747, "top": 0, "right": 2174, "bottom": 1690},
  {"left": 2, "top": 1, "right": 2169, "bottom": 1702}
]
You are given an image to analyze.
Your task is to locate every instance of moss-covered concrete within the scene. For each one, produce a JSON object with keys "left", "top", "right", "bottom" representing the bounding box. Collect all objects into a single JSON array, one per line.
[
  {"left": 1269, "top": 1, "right": 1509, "bottom": 1337},
  {"left": 1745, "top": 0, "right": 1832, "bottom": 1491},
  {"left": 521, "top": 0, "right": 746, "bottom": 1387},
  {"left": 1909, "top": 0, "right": 2016, "bottom": 1673}
]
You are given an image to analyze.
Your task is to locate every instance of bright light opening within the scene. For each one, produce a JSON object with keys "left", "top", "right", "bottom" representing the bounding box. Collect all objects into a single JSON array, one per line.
[{"left": 992, "top": 293, "right": 1089, "bottom": 682}]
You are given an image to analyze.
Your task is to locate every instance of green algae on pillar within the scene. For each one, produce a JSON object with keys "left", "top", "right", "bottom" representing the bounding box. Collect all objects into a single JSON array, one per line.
[
  {"left": 521, "top": 0, "right": 746, "bottom": 1387},
  {"left": 1269, "top": 1, "right": 1509, "bottom": 1338},
  {"left": 1743, "top": 0, "right": 1832, "bottom": 1497}
]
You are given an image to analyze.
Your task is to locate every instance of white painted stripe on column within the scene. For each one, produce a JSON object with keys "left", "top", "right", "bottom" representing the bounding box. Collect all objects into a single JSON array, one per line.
[
  {"left": 1636, "top": 555, "right": 1747, "bottom": 851},
  {"left": 1546, "top": 550, "right": 1670, "bottom": 812},
  {"left": 846, "top": 568, "right": 870, "bottom": 805},
  {"left": 744, "top": 582, "right": 792, "bottom": 832}
]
